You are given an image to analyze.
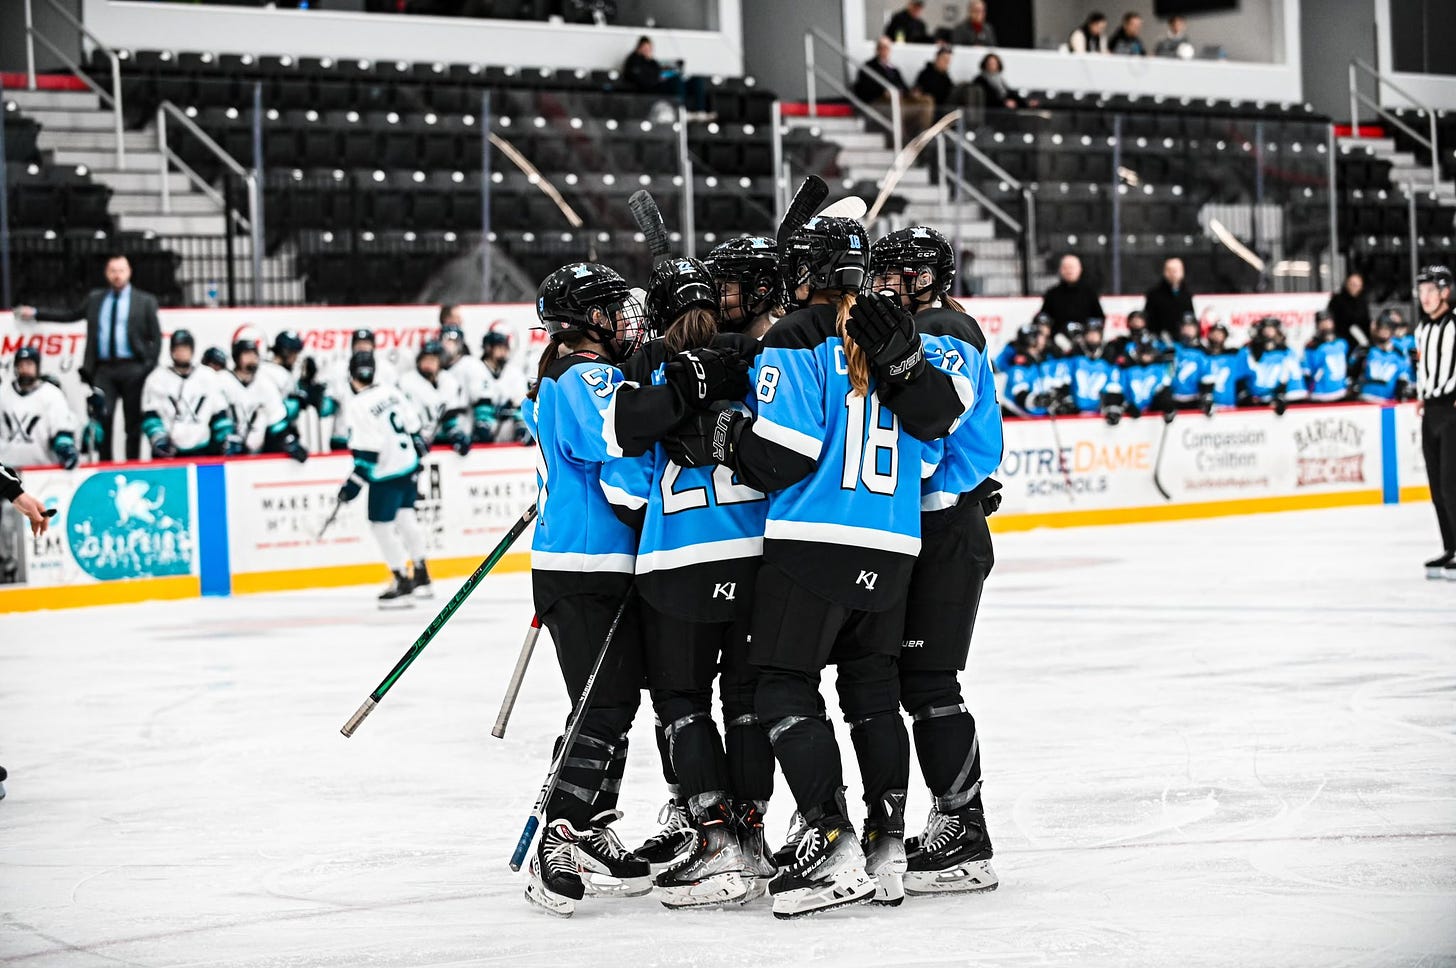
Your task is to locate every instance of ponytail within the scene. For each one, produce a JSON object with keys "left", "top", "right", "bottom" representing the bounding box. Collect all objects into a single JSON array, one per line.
[
  {"left": 527, "top": 340, "right": 563, "bottom": 400},
  {"left": 834, "top": 291, "right": 870, "bottom": 396},
  {"left": 943, "top": 294, "right": 968, "bottom": 315},
  {"left": 664, "top": 306, "right": 719, "bottom": 354}
]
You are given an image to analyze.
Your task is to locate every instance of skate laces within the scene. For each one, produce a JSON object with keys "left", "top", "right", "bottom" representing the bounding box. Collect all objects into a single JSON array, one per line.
[
  {"left": 644, "top": 800, "right": 691, "bottom": 847},
  {"left": 922, "top": 810, "right": 964, "bottom": 854},
  {"left": 543, "top": 825, "right": 578, "bottom": 878},
  {"left": 787, "top": 826, "right": 827, "bottom": 874},
  {"left": 783, "top": 810, "right": 807, "bottom": 848},
  {"left": 586, "top": 810, "right": 636, "bottom": 861}
]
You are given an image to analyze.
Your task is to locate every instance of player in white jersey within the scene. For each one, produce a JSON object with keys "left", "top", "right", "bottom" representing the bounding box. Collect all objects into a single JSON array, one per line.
[
  {"left": 480, "top": 329, "right": 532, "bottom": 443},
  {"left": 141, "top": 331, "right": 236, "bottom": 458},
  {"left": 439, "top": 323, "right": 493, "bottom": 443},
  {"left": 398, "top": 340, "right": 471, "bottom": 455},
  {"left": 257, "top": 330, "right": 313, "bottom": 439},
  {"left": 335, "top": 351, "right": 433, "bottom": 606},
  {"left": 205, "top": 342, "right": 309, "bottom": 461},
  {"left": 0, "top": 347, "right": 79, "bottom": 469},
  {"left": 325, "top": 329, "right": 397, "bottom": 451}
]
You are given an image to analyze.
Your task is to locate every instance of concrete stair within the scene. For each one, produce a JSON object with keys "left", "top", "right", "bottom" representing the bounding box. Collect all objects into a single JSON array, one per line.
[{"left": 1338, "top": 135, "right": 1456, "bottom": 205}]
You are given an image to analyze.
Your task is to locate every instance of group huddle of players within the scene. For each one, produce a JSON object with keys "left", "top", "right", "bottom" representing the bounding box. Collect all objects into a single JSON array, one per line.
[
  {"left": 485, "top": 215, "right": 1004, "bottom": 922},
  {"left": 999, "top": 307, "right": 1419, "bottom": 424}
]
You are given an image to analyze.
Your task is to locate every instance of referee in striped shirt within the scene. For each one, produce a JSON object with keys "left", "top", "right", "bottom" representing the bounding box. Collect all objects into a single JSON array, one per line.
[{"left": 1415, "top": 265, "right": 1456, "bottom": 579}]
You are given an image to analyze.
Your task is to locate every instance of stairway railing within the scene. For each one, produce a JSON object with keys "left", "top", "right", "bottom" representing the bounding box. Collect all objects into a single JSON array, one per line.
[
  {"left": 24, "top": 0, "right": 125, "bottom": 169},
  {"left": 1348, "top": 58, "right": 1440, "bottom": 186},
  {"left": 804, "top": 27, "right": 902, "bottom": 156}
]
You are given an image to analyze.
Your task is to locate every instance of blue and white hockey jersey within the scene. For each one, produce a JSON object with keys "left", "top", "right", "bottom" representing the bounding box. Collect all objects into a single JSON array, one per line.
[
  {"left": 1203, "top": 350, "right": 1244, "bottom": 408},
  {"left": 1070, "top": 353, "right": 1120, "bottom": 413},
  {"left": 1170, "top": 343, "right": 1208, "bottom": 403},
  {"left": 1241, "top": 346, "right": 1307, "bottom": 402},
  {"left": 1355, "top": 344, "right": 1415, "bottom": 401},
  {"left": 1121, "top": 360, "right": 1169, "bottom": 411},
  {"left": 1304, "top": 338, "right": 1351, "bottom": 401},
  {"left": 915, "top": 308, "right": 1002, "bottom": 510},
  {"left": 1004, "top": 355, "right": 1059, "bottom": 416}
]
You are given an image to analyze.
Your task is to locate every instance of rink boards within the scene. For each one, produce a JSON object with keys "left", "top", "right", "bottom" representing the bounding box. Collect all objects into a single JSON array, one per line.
[{"left": 0, "top": 402, "right": 1431, "bottom": 612}]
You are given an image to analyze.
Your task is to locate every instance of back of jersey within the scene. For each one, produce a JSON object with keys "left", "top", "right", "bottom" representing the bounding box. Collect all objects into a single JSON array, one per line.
[
  {"left": 1171, "top": 344, "right": 1207, "bottom": 400},
  {"left": 750, "top": 303, "right": 929, "bottom": 610},
  {"left": 916, "top": 307, "right": 1002, "bottom": 510},
  {"left": 345, "top": 383, "right": 420, "bottom": 481}
]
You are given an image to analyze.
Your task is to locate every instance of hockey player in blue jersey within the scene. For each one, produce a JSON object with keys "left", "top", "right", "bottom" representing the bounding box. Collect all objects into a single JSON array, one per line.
[
  {"left": 1304, "top": 310, "right": 1353, "bottom": 403},
  {"left": 1351, "top": 312, "right": 1417, "bottom": 402},
  {"left": 1240, "top": 317, "right": 1306, "bottom": 414},
  {"left": 663, "top": 214, "right": 961, "bottom": 919},
  {"left": 1002, "top": 324, "right": 1074, "bottom": 417},
  {"left": 867, "top": 226, "right": 1003, "bottom": 897},
  {"left": 1169, "top": 314, "right": 1209, "bottom": 410},
  {"left": 1117, "top": 334, "right": 1175, "bottom": 420},
  {"left": 1385, "top": 308, "right": 1418, "bottom": 362},
  {"left": 1065, "top": 319, "right": 1122, "bottom": 418},
  {"left": 1107, "top": 309, "right": 1166, "bottom": 361},
  {"left": 706, "top": 235, "right": 784, "bottom": 340},
  {"left": 994, "top": 312, "right": 1051, "bottom": 373},
  {"left": 1198, "top": 321, "right": 1243, "bottom": 414}
]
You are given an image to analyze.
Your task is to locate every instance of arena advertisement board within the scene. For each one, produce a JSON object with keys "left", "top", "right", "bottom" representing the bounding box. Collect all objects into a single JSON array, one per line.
[{"left": 1392, "top": 402, "right": 1429, "bottom": 498}]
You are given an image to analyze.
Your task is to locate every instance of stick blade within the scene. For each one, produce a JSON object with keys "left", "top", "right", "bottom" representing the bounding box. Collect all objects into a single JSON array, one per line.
[
  {"left": 817, "top": 196, "right": 868, "bottom": 220},
  {"left": 628, "top": 190, "right": 672, "bottom": 259},
  {"left": 776, "top": 175, "right": 830, "bottom": 251}
]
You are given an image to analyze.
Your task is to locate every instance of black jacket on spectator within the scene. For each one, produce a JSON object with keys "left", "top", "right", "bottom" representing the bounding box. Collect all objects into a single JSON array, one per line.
[
  {"left": 885, "top": 10, "right": 931, "bottom": 43},
  {"left": 1143, "top": 280, "right": 1195, "bottom": 339},
  {"left": 1039, "top": 281, "right": 1106, "bottom": 335},
  {"left": 971, "top": 73, "right": 1021, "bottom": 109},
  {"left": 1327, "top": 290, "right": 1371, "bottom": 341},
  {"left": 1109, "top": 28, "right": 1146, "bottom": 55},
  {"left": 36, "top": 286, "right": 162, "bottom": 382},
  {"left": 914, "top": 64, "right": 953, "bottom": 106},
  {"left": 950, "top": 19, "right": 997, "bottom": 46},
  {"left": 624, "top": 51, "right": 664, "bottom": 92},
  {"left": 854, "top": 58, "right": 910, "bottom": 102}
]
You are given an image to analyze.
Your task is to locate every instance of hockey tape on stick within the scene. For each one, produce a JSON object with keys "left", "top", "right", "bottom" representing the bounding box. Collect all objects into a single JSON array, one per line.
[
  {"left": 628, "top": 190, "right": 672, "bottom": 260},
  {"left": 492, "top": 615, "right": 543, "bottom": 739},
  {"left": 865, "top": 109, "right": 963, "bottom": 223},
  {"left": 340, "top": 502, "right": 538, "bottom": 738},
  {"left": 776, "top": 175, "right": 830, "bottom": 252},
  {"left": 509, "top": 588, "right": 635, "bottom": 871},
  {"left": 817, "top": 196, "right": 868, "bottom": 220}
]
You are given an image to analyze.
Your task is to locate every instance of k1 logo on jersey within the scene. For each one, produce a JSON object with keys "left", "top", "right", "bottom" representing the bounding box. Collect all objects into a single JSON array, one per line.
[
  {"left": 857, "top": 570, "right": 879, "bottom": 590},
  {"left": 713, "top": 581, "right": 737, "bottom": 601}
]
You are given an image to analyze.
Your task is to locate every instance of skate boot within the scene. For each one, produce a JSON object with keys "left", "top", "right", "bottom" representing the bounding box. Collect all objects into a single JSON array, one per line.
[
  {"left": 655, "top": 800, "right": 749, "bottom": 909},
  {"left": 768, "top": 818, "right": 876, "bottom": 920},
  {"left": 732, "top": 799, "right": 777, "bottom": 902},
  {"left": 904, "top": 805, "right": 998, "bottom": 895},
  {"left": 1426, "top": 551, "right": 1455, "bottom": 581},
  {"left": 524, "top": 819, "right": 586, "bottom": 917},
  {"left": 635, "top": 798, "right": 695, "bottom": 873},
  {"left": 863, "top": 790, "right": 908, "bottom": 906},
  {"left": 0, "top": 764, "right": 7, "bottom": 801},
  {"left": 412, "top": 559, "right": 434, "bottom": 598},
  {"left": 576, "top": 810, "right": 653, "bottom": 897},
  {"left": 377, "top": 570, "right": 415, "bottom": 609},
  {"left": 771, "top": 809, "right": 807, "bottom": 869}
]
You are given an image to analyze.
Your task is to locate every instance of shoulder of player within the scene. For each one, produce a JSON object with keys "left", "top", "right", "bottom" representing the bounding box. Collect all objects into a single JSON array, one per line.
[
  {"left": 760, "top": 305, "right": 836, "bottom": 351},
  {"left": 622, "top": 340, "right": 670, "bottom": 382},
  {"left": 543, "top": 351, "right": 615, "bottom": 385},
  {"left": 710, "top": 331, "right": 761, "bottom": 356},
  {"left": 915, "top": 307, "right": 988, "bottom": 351}
]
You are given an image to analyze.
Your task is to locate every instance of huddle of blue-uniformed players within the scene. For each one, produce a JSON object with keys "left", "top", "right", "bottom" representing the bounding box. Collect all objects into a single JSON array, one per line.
[
  {"left": 999, "top": 306, "right": 1418, "bottom": 425},
  {"left": 519, "top": 218, "right": 1005, "bottom": 921}
]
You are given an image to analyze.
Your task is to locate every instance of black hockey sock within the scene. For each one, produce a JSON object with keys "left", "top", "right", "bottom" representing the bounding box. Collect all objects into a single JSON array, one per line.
[
  {"left": 596, "top": 732, "right": 630, "bottom": 815},
  {"left": 720, "top": 627, "right": 775, "bottom": 802},
  {"left": 653, "top": 715, "right": 679, "bottom": 790},
  {"left": 837, "top": 654, "right": 909, "bottom": 811},
  {"left": 653, "top": 690, "right": 729, "bottom": 805},
  {"left": 902, "top": 670, "right": 983, "bottom": 812},
  {"left": 756, "top": 667, "right": 844, "bottom": 814},
  {"left": 545, "top": 731, "right": 616, "bottom": 829}
]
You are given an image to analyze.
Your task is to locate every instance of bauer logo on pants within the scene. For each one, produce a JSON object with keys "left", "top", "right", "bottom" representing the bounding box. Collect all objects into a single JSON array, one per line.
[{"left": 66, "top": 468, "right": 194, "bottom": 581}]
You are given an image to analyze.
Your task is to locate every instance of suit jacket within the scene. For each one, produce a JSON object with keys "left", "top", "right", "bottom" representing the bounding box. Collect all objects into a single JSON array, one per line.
[{"left": 36, "top": 287, "right": 162, "bottom": 382}]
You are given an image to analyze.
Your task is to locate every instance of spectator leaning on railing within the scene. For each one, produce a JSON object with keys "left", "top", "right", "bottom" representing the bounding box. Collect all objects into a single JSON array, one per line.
[
  {"left": 1109, "top": 12, "right": 1147, "bottom": 55},
  {"left": 854, "top": 37, "right": 936, "bottom": 142},
  {"left": 1154, "top": 15, "right": 1193, "bottom": 58},
  {"left": 949, "top": 0, "right": 997, "bottom": 46},
  {"left": 622, "top": 35, "right": 705, "bottom": 112},
  {"left": 1068, "top": 12, "right": 1109, "bottom": 53}
]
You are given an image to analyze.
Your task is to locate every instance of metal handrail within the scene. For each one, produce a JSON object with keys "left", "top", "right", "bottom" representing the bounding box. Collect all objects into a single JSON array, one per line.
[
  {"left": 24, "top": 0, "right": 125, "bottom": 168},
  {"left": 1348, "top": 58, "right": 1439, "bottom": 185},
  {"left": 805, "top": 27, "right": 902, "bottom": 155},
  {"left": 944, "top": 168, "right": 1020, "bottom": 233}
]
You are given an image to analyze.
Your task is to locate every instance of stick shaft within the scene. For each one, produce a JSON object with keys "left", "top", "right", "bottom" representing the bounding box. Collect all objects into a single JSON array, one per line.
[
  {"left": 317, "top": 499, "right": 342, "bottom": 541},
  {"left": 339, "top": 503, "right": 537, "bottom": 738},
  {"left": 491, "top": 615, "right": 542, "bottom": 739}
]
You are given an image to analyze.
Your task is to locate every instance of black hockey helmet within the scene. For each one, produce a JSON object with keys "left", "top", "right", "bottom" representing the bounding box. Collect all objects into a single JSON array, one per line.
[
  {"left": 349, "top": 350, "right": 377, "bottom": 385},
  {"left": 482, "top": 329, "right": 511, "bottom": 353},
  {"left": 1013, "top": 322, "right": 1040, "bottom": 350},
  {"left": 272, "top": 330, "right": 304, "bottom": 355},
  {"left": 868, "top": 226, "right": 955, "bottom": 308},
  {"left": 645, "top": 257, "right": 718, "bottom": 336},
  {"left": 201, "top": 347, "right": 229, "bottom": 369},
  {"left": 418, "top": 339, "right": 444, "bottom": 360},
  {"left": 351, "top": 327, "right": 375, "bottom": 349},
  {"left": 535, "top": 262, "right": 646, "bottom": 361},
  {"left": 232, "top": 337, "right": 260, "bottom": 365},
  {"left": 1416, "top": 264, "right": 1453, "bottom": 291},
  {"left": 780, "top": 215, "right": 868, "bottom": 307},
  {"left": 14, "top": 345, "right": 41, "bottom": 369},
  {"left": 1314, "top": 308, "right": 1332, "bottom": 323},
  {"left": 706, "top": 235, "right": 780, "bottom": 328},
  {"left": 1126, "top": 309, "right": 1147, "bottom": 329},
  {"left": 1378, "top": 307, "right": 1406, "bottom": 328},
  {"left": 1207, "top": 320, "right": 1229, "bottom": 339},
  {"left": 170, "top": 329, "right": 195, "bottom": 350},
  {"left": 440, "top": 323, "right": 466, "bottom": 345}
]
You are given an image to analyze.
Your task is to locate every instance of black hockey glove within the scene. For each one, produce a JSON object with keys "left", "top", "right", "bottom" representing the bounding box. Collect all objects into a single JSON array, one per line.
[
  {"left": 664, "top": 402, "right": 745, "bottom": 469},
  {"left": 449, "top": 430, "right": 471, "bottom": 456},
  {"left": 664, "top": 346, "right": 751, "bottom": 408},
  {"left": 412, "top": 434, "right": 430, "bottom": 458},
  {"left": 86, "top": 387, "right": 108, "bottom": 422},
  {"left": 284, "top": 435, "right": 309, "bottom": 463},
  {"left": 338, "top": 474, "right": 363, "bottom": 503},
  {"left": 981, "top": 491, "right": 1003, "bottom": 516},
  {"left": 54, "top": 438, "right": 79, "bottom": 471},
  {"left": 846, "top": 290, "right": 926, "bottom": 387},
  {"left": 149, "top": 432, "right": 177, "bottom": 459},
  {"left": 1271, "top": 386, "right": 1288, "bottom": 417}
]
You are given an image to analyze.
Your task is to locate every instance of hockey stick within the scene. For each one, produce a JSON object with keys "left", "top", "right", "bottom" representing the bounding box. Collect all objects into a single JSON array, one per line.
[
  {"left": 628, "top": 190, "right": 672, "bottom": 263},
  {"left": 317, "top": 498, "right": 343, "bottom": 541},
  {"left": 1151, "top": 413, "right": 1176, "bottom": 501},
  {"left": 776, "top": 175, "right": 830, "bottom": 252},
  {"left": 341, "top": 502, "right": 538, "bottom": 738},
  {"left": 864, "top": 109, "right": 963, "bottom": 223},
  {"left": 491, "top": 614, "right": 543, "bottom": 739},
  {"left": 817, "top": 196, "right": 868, "bottom": 220},
  {"left": 1044, "top": 408, "right": 1077, "bottom": 503},
  {"left": 509, "top": 588, "right": 635, "bottom": 871}
]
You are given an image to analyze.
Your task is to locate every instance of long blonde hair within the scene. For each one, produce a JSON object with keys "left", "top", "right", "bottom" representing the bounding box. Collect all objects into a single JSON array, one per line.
[
  {"left": 832, "top": 291, "right": 870, "bottom": 396},
  {"left": 944, "top": 294, "right": 968, "bottom": 315},
  {"left": 664, "top": 306, "right": 719, "bottom": 354}
]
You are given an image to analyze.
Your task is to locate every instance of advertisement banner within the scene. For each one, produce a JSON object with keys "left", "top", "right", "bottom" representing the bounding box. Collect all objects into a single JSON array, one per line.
[{"left": 1392, "top": 401, "right": 1429, "bottom": 496}]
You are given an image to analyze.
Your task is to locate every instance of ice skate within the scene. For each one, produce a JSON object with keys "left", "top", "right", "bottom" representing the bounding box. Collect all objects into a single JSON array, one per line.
[
  {"left": 732, "top": 799, "right": 776, "bottom": 902},
  {"left": 411, "top": 559, "right": 434, "bottom": 598},
  {"left": 0, "top": 765, "right": 7, "bottom": 801},
  {"left": 524, "top": 819, "right": 585, "bottom": 918},
  {"left": 768, "top": 822, "right": 876, "bottom": 920},
  {"left": 655, "top": 802, "right": 749, "bottom": 909},
  {"left": 863, "top": 791, "right": 908, "bottom": 906},
  {"left": 771, "top": 809, "right": 807, "bottom": 868},
  {"left": 576, "top": 810, "right": 653, "bottom": 897},
  {"left": 635, "top": 798, "right": 695, "bottom": 873},
  {"left": 904, "top": 806, "right": 999, "bottom": 895},
  {"left": 1426, "top": 552, "right": 1455, "bottom": 581},
  {"left": 377, "top": 570, "right": 415, "bottom": 609}
]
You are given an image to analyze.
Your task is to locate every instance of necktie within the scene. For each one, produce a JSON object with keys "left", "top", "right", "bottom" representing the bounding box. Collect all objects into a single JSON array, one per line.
[{"left": 107, "top": 292, "right": 120, "bottom": 361}]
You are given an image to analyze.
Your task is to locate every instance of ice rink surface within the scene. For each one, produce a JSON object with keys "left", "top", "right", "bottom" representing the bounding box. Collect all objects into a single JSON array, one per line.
[{"left": 2, "top": 503, "right": 1454, "bottom": 968}]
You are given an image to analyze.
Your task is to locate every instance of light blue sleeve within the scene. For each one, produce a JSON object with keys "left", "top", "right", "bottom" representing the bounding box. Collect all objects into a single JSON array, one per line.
[
  {"left": 749, "top": 342, "right": 827, "bottom": 466},
  {"left": 558, "top": 361, "right": 628, "bottom": 463}
]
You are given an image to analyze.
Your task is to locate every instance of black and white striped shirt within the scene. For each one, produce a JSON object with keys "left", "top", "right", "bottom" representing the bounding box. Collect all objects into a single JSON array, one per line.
[{"left": 1416, "top": 310, "right": 1456, "bottom": 399}]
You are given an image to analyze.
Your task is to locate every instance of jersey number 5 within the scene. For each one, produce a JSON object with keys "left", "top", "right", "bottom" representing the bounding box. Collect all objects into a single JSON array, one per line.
[{"left": 842, "top": 391, "right": 899, "bottom": 495}]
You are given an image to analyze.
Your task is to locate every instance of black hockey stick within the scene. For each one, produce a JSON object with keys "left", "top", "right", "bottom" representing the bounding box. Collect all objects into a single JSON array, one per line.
[
  {"left": 1151, "top": 412, "right": 1176, "bottom": 501},
  {"left": 340, "top": 502, "right": 538, "bottom": 738},
  {"left": 628, "top": 190, "right": 672, "bottom": 263},
  {"left": 776, "top": 174, "right": 829, "bottom": 253},
  {"left": 509, "top": 588, "right": 635, "bottom": 871},
  {"left": 491, "top": 614, "right": 542, "bottom": 739},
  {"left": 317, "top": 498, "right": 343, "bottom": 541},
  {"left": 1044, "top": 408, "right": 1077, "bottom": 503}
]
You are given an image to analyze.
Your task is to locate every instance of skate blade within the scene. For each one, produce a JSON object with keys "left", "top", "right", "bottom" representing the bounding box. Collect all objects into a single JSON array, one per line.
[
  {"left": 377, "top": 599, "right": 415, "bottom": 610},
  {"left": 738, "top": 875, "right": 771, "bottom": 904},
  {"left": 413, "top": 586, "right": 435, "bottom": 599},
  {"left": 581, "top": 872, "right": 654, "bottom": 898},
  {"left": 904, "top": 859, "right": 999, "bottom": 895},
  {"left": 524, "top": 884, "right": 576, "bottom": 918},
  {"left": 657, "top": 872, "right": 749, "bottom": 909},
  {"left": 871, "top": 871, "right": 905, "bottom": 906},
  {"left": 770, "top": 870, "right": 876, "bottom": 920},
  {"left": 1426, "top": 567, "right": 1445, "bottom": 580}
]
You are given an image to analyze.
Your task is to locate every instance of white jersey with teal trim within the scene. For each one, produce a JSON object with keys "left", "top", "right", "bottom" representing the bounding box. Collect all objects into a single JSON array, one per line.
[
  {"left": 0, "top": 379, "right": 77, "bottom": 467},
  {"left": 399, "top": 369, "right": 465, "bottom": 444},
  {"left": 142, "top": 366, "right": 229, "bottom": 453},
  {"left": 219, "top": 371, "right": 288, "bottom": 453},
  {"left": 343, "top": 382, "right": 421, "bottom": 482}
]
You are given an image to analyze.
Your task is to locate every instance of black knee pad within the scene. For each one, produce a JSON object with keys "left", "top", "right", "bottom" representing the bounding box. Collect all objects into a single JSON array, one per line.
[
  {"left": 899, "top": 668, "right": 963, "bottom": 719},
  {"left": 651, "top": 688, "right": 714, "bottom": 727},
  {"left": 835, "top": 653, "right": 901, "bottom": 722}
]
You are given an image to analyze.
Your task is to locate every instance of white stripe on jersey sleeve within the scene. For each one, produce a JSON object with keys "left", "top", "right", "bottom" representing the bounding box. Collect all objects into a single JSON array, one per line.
[
  {"left": 920, "top": 490, "right": 960, "bottom": 511},
  {"left": 765, "top": 519, "right": 921, "bottom": 556},
  {"left": 635, "top": 536, "right": 765, "bottom": 574},
  {"left": 530, "top": 549, "right": 636, "bottom": 573},
  {"left": 599, "top": 479, "right": 647, "bottom": 511},
  {"left": 754, "top": 416, "right": 823, "bottom": 461}
]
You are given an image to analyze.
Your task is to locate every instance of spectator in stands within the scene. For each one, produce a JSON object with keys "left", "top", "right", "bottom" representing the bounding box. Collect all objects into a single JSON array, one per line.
[
  {"left": 623, "top": 36, "right": 705, "bottom": 111},
  {"left": 1109, "top": 12, "right": 1147, "bottom": 55},
  {"left": 885, "top": 1, "right": 932, "bottom": 44},
  {"left": 1068, "top": 12, "right": 1109, "bottom": 53},
  {"left": 914, "top": 46, "right": 955, "bottom": 116},
  {"left": 950, "top": 0, "right": 997, "bottom": 46},
  {"left": 17, "top": 254, "right": 161, "bottom": 463},
  {"left": 1143, "top": 257, "right": 1194, "bottom": 341},
  {"left": 1039, "top": 255, "right": 1105, "bottom": 336},
  {"left": 1154, "top": 15, "right": 1193, "bottom": 58},
  {"left": 439, "top": 303, "right": 463, "bottom": 329},
  {"left": 1326, "top": 271, "right": 1371, "bottom": 343},
  {"left": 971, "top": 53, "right": 1028, "bottom": 111},
  {"left": 854, "top": 37, "right": 936, "bottom": 142}
]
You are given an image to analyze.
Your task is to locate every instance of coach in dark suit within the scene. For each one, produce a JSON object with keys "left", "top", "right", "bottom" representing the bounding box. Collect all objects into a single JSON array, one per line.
[{"left": 19, "top": 254, "right": 162, "bottom": 462}]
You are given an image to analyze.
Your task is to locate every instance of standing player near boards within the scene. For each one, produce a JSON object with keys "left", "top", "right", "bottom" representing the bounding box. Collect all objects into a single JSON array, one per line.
[
  {"left": 866, "top": 227, "right": 1003, "bottom": 897},
  {"left": 666, "top": 216, "right": 964, "bottom": 918},
  {"left": 258, "top": 331, "right": 315, "bottom": 446},
  {"left": 333, "top": 351, "right": 434, "bottom": 605},
  {"left": 480, "top": 330, "right": 533, "bottom": 444},
  {"left": 600, "top": 257, "right": 769, "bottom": 907},
  {"left": 0, "top": 348, "right": 80, "bottom": 470},
  {"left": 324, "top": 329, "right": 398, "bottom": 451},
  {"left": 1414, "top": 266, "right": 1456, "bottom": 580}
]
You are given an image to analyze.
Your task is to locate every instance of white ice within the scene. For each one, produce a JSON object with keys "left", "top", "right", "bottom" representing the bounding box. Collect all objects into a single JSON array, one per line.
[{"left": 2, "top": 503, "right": 1454, "bottom": 968}]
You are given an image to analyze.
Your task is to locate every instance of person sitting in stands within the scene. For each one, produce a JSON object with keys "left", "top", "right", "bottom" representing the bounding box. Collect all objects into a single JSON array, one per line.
[
  {"left": 884, "top": 0, "right": 932, "bottom": 44},
  {"left": 1153, "top": 14, "right": 1193, "bottom": 57},
  {"left": 950, "top": 0, "right": 997, "bottom": 46},
  {"left": 1068, "top": 11, "right": 1109, "bottom": 53},
  {"left": 1109, "top": 12, "right": 1147, "bottom": 55},
  {"left": 854, "top": 36, "right": 936, "bottom": 142}
]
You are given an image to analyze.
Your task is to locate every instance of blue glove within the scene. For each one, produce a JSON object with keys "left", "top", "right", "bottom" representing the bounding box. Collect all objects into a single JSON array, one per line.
[{"left": 338, "top": 475, "right": 363, "bottom": 503}]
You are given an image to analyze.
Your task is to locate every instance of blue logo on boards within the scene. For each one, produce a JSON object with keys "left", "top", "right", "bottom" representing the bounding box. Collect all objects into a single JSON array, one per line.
[{"left": 67, "top": 468, "right": 193, "bottom": 581}]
